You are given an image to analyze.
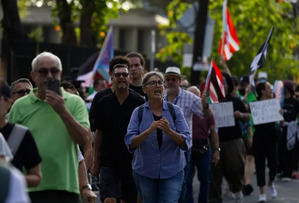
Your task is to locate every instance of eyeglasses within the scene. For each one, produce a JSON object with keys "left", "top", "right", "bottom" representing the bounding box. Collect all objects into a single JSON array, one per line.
[
  {"left": 37, "top": 68, "right": 60, "bottom": 77},
  {"left": 13, "top": 89, "right": 31, "bottom": 96},
  {"left": 144, "top": 80, "right": 164, "bottom": 87},
  {"left": 113, "top": 72, "right": 129, "bottom": 78}
]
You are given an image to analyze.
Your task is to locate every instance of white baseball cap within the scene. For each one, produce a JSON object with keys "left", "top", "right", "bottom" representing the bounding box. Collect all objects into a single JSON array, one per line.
[{"left": 165, "top": 67, "right": 181, "bottom": 77}]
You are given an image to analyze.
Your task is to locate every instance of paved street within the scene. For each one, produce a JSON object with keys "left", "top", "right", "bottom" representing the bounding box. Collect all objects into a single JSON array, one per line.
[
  {"left": 94, "top": 172, "right": 299, "bottom": 203},
  {"left": 192, "top": 174, "right": 299, "bottom": 203}
]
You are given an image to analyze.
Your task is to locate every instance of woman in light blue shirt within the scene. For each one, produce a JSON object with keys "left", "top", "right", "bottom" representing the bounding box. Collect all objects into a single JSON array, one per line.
[{"left": 125, "top": 71, "right": 191, "bottom": 203}]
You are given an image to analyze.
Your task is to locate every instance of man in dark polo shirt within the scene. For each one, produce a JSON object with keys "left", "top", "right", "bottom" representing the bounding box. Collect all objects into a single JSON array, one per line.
[{"left": 92, "top": 56, "right": 145, "bottom": 203}]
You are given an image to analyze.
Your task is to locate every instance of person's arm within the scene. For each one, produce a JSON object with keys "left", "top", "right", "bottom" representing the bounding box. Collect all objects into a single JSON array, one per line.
[
  {"left": 44, "top": 90, "right": 90, "bottom": 148},
  {"left": 79, "top": 160, "right": 97, "bottom": 203},
  {"left": 234, "top": 110, "right": 250, "bottom": 122},
  {"left": 91, "top": 129, "right": 102, "bottom": 176},
  {"left": 25, "top": 164, "right": 42, "bottom": 187},
  {"left": 83, "top": 138, "right": 93, "bottom": 170},
  {"left": 209, "top": 124, "right": 220, "bottom": 165},
  {"left": 129, "top": 125, "right": 154, "bottom": 149}
]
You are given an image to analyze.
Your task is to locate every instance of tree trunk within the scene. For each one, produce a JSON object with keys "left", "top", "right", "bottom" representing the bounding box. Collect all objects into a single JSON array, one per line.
[
  {"left": 190, "top": 0, "right": 209, "bottom": 86},
  {"left": 56, "top": 0, "right": 77, "bottom": 45},
  {"left": 1, "top": 0, "right": 28, "bottom": 41},
  {"left": 80, "top": 1, "right": 96, "bottom": 47}
]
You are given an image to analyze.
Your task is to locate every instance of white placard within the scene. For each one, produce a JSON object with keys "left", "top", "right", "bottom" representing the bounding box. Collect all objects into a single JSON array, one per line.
[
  {"left": 249, "top": 98, "right": 283, "bottom": 125},
  {"left": 210, "top": 102, "right": 235, "bottom": 128}
]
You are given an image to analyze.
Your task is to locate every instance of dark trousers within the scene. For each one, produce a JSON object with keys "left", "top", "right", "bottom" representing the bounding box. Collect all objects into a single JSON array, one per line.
[
  {"left": 29, "top": 190, "right": 79, "bottom": 203},
  {"left": 278, "top": 129, "right": 299, "bottom": 176},
  {"left": 253, "top": 141, "right": 277, "bottom": 186},
  {"left": 209, "top": 138, "right": 246, "bottom": 203}
]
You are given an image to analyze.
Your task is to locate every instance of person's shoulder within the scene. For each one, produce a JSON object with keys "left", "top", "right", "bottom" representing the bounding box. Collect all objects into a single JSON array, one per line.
[
  {"left": 95, "top": 88, "right": 113, "bottom": 99},
  {"left": 129, "top": 89, "right": 145, "bottom": 102}
]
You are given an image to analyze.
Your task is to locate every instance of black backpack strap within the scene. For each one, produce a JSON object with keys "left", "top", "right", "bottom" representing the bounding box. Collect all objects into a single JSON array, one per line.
[{"left": 167, "top": 102, "right": 176, "bottom": 123}]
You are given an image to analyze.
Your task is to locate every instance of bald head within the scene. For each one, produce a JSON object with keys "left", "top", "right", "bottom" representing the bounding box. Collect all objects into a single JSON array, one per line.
[{"left": 187, "top": 86, "right": 200, "bottom": 97}]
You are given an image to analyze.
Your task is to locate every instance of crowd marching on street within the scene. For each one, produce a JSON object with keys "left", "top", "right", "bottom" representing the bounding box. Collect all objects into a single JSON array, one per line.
[{"left": 1, "top": 51, "right": 299, "bottom": 203}]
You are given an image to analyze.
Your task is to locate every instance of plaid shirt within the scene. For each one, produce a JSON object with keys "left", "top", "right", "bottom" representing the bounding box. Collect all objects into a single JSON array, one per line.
[{"left": 164, "top": 88, "right": 204, "bottom": 135}]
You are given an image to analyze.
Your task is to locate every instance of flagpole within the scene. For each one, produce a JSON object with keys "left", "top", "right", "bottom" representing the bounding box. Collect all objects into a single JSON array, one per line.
[{"left": 220, "top": 0, "right": 226, "bottom": 59}]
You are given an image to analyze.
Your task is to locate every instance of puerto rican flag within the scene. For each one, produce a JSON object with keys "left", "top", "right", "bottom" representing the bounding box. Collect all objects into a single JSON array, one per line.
[
  {"left": 218, "top": 0, "right": 240, "bottom": 61},
  {"left": 205, "top": 60, "right": 226, "bottom": 103}
]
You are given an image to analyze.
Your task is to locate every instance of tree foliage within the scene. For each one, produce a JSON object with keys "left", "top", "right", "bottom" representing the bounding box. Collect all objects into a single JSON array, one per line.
[{"left": 158, "top": 0, "right": 299, "bottom": 82}]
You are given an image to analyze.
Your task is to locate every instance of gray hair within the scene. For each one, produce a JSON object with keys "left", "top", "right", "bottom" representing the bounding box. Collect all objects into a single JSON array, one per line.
[
  {"left": 31, "top": 52, "right": 62, "bottom": 71},
  {"left": 11, "top": 78, "right": 33, "bottom": 92},
  {"left": 142, "top": 71, "right": 164, "bottom": 87}
]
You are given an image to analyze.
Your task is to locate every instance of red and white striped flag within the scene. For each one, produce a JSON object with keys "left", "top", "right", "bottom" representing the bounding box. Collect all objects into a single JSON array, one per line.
[
  {"left": 205, "top": 60, "right": 226, "bottom": 103},
  {"left": 218, "top": 0, "right": 240, "bottom": 61}
]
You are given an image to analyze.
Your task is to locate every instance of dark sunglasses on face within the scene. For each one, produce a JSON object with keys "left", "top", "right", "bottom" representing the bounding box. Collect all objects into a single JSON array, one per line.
[
  {"left": 13, "top": 89, "right": 31, "bottom": 96},
  {"left": 144, "top": 80, "right": 164, "bottom": 87},
  {"left": 114, "top": 72, "right": 129, "bottom": 78},
  {"left": 37, "top": 68, "right": 60, "bottom": 77}
]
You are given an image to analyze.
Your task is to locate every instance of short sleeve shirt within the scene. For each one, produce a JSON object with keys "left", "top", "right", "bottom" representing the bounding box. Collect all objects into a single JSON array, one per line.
[
  {"left": 1, "top": 123, "right": 42, "bottom": 172},
  {"left": 95, "top": 89, "right": 144, "bottom": 168},
  {"left": 9, "top": 88, "right": 89, "bottom": 194}
]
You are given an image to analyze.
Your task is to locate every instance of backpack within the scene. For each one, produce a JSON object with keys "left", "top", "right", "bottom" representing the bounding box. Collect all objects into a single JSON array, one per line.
[
  {"left": 7, "top": 124, "right": 28, "bottom": 156},
  {"left": 138, "top": 102, "right": 176, "bottom": 124}
]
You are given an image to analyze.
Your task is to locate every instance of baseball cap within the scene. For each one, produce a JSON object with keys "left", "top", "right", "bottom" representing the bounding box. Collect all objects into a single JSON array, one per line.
[
  {"left": 165, "top": 67, "right": 181, "bottom": 77},
  {"left": 240, "top": 75, "right": 249, "bottom": 85},
  {"left": 0, "top": 80, "right": 11, "bottom": 99}
]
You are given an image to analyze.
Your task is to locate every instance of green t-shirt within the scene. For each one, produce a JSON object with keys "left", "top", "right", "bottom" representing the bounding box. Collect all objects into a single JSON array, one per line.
[{"left": 9, "top": 88, "right": 90, "bottom": 194}]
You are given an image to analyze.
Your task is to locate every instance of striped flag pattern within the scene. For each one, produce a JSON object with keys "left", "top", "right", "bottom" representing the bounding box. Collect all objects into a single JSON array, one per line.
[
  {"left": 249, "top": 26, "right": 274, "bottom": 87},
  {"left": 218, "top": 0, "right": 240, "bottom": 61},
  {"left": 77, "top": 27, "right": 114, "bottom": 87},
  {"left": 205, "top": 60, "right": 226, "bottom": 103}
]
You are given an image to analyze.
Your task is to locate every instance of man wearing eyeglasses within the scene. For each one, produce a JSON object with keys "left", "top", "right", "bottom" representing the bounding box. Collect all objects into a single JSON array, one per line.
[
  {"left": 11, "top": 78, "right": 33, "bottom": 103},
  {"left": 92, "top": 56, "right": 144, "bottom": 203},
  {"left": 9, "top": 52, "right": 91, "bottom": 203},
  {"left": 163, "top": 66, "right": 213, "bottom": 203}
]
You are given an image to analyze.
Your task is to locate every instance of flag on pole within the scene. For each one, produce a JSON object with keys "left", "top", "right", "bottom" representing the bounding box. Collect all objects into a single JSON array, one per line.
[
  {"left": 77, "top": 27, "right": 114, "bottom": 87},
  {"left": 205, "top": 60, "right": 226, "bottom": 103},
  {"left": 218, "top": 0, "right": 240, "bottom": 61},
  {"left": 249, "top": 26, "right": 274, "bottom": 87}
]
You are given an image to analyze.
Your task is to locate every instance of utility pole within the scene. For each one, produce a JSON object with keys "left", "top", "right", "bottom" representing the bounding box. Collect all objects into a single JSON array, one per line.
[{"left": 190, "top": 0, "right": 209, "bottom": 86}]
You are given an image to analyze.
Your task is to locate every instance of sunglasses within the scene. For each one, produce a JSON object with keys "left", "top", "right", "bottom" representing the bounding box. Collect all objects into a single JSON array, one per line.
[
  {"left": 13, "top": 89, "right": 31, "bottom": 96},
  {"left": 37, "top": 68, "right": 60, "bottom": 77},
  {"left": 114, "top": 72, "right": 129, "bottom": 78},
  {"left": 144, "top": 80, "right": 164, "bottom": 87}
]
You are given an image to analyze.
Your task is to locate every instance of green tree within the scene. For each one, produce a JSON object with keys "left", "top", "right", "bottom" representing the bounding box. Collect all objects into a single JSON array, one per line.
[{"left": 158, "top": 0, "right": 299, "bottom": 81}]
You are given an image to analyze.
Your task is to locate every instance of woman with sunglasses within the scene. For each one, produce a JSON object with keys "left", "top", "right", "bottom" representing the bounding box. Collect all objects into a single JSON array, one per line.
[{"left": 125, "top": 71, "right": 191, "bottom": 203}]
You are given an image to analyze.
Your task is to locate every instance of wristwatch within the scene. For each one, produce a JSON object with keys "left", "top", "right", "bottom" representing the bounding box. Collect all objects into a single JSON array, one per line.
[
  {"left": 214, "top": 147, "right": 221, "bottom": 152},
  {"left": 81, "top": 184, "right": 92, "bottom": 191}
]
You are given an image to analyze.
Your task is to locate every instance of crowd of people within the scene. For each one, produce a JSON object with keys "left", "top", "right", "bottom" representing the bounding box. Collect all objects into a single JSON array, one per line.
[{"left": 0, "top": 51, "right": 299, "bottom": 203}]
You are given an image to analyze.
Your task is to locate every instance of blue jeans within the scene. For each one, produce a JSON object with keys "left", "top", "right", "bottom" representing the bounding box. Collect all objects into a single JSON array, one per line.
[
  {"left": 183, "top": 147, "right": 212, "bottom": 203},
  {"left": 133, "top": 170, "right": 184, "bottom": 203}
]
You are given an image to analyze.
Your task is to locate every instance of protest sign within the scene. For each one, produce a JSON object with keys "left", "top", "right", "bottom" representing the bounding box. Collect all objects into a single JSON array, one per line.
[
  {"left": 210, "top": 102, "right": 235, "bottom": 128},
  {"left": 249, "top": 98, "right": 283, "bottom": 125}
]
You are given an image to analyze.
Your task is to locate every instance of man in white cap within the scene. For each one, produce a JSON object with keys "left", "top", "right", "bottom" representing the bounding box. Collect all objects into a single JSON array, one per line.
[{"left": 164, "top": 66, "right": 214, "bottom": 203}]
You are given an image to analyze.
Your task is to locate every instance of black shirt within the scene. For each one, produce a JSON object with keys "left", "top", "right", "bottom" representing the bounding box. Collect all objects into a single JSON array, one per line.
[
  {"left": 283, "top": 97, "right": 299, "bottom": 122},
  {"left": 153, "top": 114, "right": 163, "bottom": 149},
  {"left": 129, "top": 84, "right": 146, "bottom": 98},
  {"left": 1, "top": 123, "right": 42, "bottom": 171},
  {"left": 95, "top": 89, "right": 145, "bottom": 167},
  {"left": 218, "top": 95, "right": 247, "bottom": 142},
  {"left": 89, "top": 88, "right": 113, "bottom": 131}
]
